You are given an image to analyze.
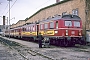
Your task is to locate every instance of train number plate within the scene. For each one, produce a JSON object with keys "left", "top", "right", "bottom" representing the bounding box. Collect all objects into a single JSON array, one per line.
[{"left": 72, "top": 31, "right": 75, "bottom": 34}]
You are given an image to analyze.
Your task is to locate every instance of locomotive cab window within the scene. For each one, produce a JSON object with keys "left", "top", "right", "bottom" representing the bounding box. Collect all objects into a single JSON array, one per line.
[
  {"left": 74, "top": 21, "right": 80, "bottom": 27},
  {"left": 50, "top": 22, "right": 54, "bottom": 29},
  {"left": 65, "top": 21, "right": 72, "bottom": 27}
]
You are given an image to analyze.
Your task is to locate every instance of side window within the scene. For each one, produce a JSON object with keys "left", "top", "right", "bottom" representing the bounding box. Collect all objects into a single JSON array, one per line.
[
  {"left": 30, "top": 27, "right": 31, "bottom": 31},
  {"left": 23, "top": 28, "right": 26, "bottom": 31},
  {"left": 56, "top": 21, "right": 58, "bottom": 29},
  {"left": 65, "top": 21, "right": 72, "bottom": 26},
  {"left": 44, "top": 23, "right": 48, "bottom": 29},
  {"left": 29, "top": 27, "right": 31, "bottom": 31},
  {"left": 24, "top": 28, "right": 26, "bottom": 31},
  {"left": 40, "top": 24, "right": 43, "bottom": 30},
  {"left": 28, "top": 27, "right": 30, "bottom": 31},
  {"left": 33, "top": 26, "right": 35, "bottom": 31},
  {"left": 26, "top": 27, "right": 28, "bottom": 31},
  {"left": 50, "top": 22, "right": 54, "bottom": 29},
  {"left": 72, "top": 8, "right": 78, "bottom": 16},
  {"left": 31, "top": 26, "right": 33, "bottom": 31}
]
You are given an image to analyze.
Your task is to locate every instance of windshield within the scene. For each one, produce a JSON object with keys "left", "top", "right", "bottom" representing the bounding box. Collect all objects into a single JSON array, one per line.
[
  {"left": 74, "top": 21, "right": 80, "bottom": 27},
  {"left": 65, "top": 21, "right": 72, "bottom": 27}
]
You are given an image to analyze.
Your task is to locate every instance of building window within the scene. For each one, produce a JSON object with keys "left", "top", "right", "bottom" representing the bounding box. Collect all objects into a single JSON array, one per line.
[{"left": 72, "top": 9, "right": 78, "bottom": 16}]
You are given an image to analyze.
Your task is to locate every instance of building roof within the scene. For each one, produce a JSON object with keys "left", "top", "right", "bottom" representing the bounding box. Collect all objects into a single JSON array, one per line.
[{"left": 25, "top": 0, "right": 71, "bottom": 21}]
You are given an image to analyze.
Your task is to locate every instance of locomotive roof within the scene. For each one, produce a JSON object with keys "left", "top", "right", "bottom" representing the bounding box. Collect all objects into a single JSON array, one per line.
[
  {"left": 22, "top": 23, "right": 36, "bottom": 28},
  {"left": 62, "top": 14, "right": 81, "bottom": 20},
  {"left": 40, "top": 14, "right": 81, "bottom": 23}
]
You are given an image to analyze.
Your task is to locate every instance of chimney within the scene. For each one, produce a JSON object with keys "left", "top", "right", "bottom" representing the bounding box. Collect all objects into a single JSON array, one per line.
[
  {"left": 3, "top": 16, "right": 5, "bottom": 25},
  {"left": 56, "top": 0, "right": 60, "bottom": 3}
]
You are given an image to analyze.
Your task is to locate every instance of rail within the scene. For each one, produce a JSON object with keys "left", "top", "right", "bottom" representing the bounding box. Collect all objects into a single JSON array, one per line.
[{"left": 0, "top": 36, "right": 54, "bottom": 60}]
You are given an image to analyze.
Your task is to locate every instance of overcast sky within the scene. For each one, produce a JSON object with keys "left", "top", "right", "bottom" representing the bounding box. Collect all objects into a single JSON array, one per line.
[{"left": 0, "top": 0, "right": 63, "bottom": 25}]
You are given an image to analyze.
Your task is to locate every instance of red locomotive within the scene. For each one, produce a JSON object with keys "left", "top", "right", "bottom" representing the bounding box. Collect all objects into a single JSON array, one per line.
[{"left": 5, "top": 14, "right": 85, "bottom": 46}]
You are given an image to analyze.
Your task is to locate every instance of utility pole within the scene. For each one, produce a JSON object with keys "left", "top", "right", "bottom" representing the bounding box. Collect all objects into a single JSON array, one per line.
[
  {"left": 7, "top": 0, "right": 12, "bottom": 38},
  {"left": 85, "top": 0, "right": 90, "bottom": 40}
]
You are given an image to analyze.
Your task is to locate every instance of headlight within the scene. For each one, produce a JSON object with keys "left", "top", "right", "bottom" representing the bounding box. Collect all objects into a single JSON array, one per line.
[
  {"left": 79, "top": 30, "right": 81, "bottom": 36},
  {"left": 66, "top": 30, "right": 68, "bottom": 36},
  {"left": 55, "top": 31, "right": 58, "bottom": 34}
]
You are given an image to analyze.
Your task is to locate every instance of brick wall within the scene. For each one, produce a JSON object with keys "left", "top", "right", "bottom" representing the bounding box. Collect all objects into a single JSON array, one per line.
[
  {"left": 26, "top": 0, "right": 86, "bottom": 28},
  {"left": 11, "top": 0, "right": 87, "bottom": 32}
]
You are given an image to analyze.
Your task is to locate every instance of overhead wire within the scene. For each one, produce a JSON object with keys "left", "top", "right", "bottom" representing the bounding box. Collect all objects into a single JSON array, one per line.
[
  {"left": 4, "top": 0, "right": 51, "bottom": 21},
  {"left": 5, "top": 0, "right": 17, "bottom": 15}
]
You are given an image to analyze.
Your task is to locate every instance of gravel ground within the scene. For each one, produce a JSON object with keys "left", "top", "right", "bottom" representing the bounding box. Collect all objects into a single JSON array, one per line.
[
  {"left": 0, "top": 43, "right": 25, "bottom": 60},
  {"left": 0, "top": 36, "right": 90, "bottom": 60}
]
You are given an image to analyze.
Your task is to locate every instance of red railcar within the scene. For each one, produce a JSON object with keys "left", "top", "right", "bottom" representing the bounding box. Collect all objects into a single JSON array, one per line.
[
  {"left": 39, "top": 14, "right": 85, "bottom": 46},
  {"left": 20, "top": 23, "right": 38, "bottom": 41},
  {"left": 4, "top": 14, "right": 85, "bottom": 46}
]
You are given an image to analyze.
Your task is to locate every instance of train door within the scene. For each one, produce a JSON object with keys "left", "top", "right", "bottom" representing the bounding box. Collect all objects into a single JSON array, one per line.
[
  {"left": 19, "top": 28, "right": 21, "bottom": 36},
  {"left": 19, "top": 27, "right": 22, "bottom": 38},
  {"left": 36, "top": 24, "right": 39, "bottom": 36}
]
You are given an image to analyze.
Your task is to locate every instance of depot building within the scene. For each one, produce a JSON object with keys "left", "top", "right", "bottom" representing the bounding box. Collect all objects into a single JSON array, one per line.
[{"left": 10, "top": 0, "right": 90, "bottom": 34}]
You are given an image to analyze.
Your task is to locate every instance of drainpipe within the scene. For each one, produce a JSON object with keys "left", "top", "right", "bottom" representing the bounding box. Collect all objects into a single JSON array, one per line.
[{"left": 85, "top": 0, "right": 88, "bottom": 39}]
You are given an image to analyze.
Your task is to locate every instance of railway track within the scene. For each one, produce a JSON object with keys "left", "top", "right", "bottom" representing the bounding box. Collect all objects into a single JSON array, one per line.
[
  {"left": 0, "top": 36, "right": 90, "bottom": 60},
  {"left": 0, "top": 37, "right": 54, "bottom": 60}
]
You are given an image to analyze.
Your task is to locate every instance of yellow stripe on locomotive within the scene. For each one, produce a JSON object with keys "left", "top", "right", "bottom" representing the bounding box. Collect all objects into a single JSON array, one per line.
[
  {"left": 39, "top": 30, "right": 55, "bottom": 36},
  {"left": 46, "top": 30, "right": 54, "bottom": 35},
  {"left": 21, "top": 31, "right": 37, "bottom": 36}
]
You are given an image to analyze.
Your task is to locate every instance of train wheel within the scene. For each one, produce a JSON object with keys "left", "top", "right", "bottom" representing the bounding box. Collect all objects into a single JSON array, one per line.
[
  {"left": 52, "top": 40, "right": 56, "bottom": 45},
  {"left": 65, "top": 41, "right": 69, "bottom": 47},
  {"left": 63, "top": 40, "right": 69, "bottom": 47},
  {"left": 55, "top": 40, "right": 59, "bottom": 46},
  {"left": 79, "top": 40, "right": 86, "bottom": 45},
  {"left": 70, "top": 42, "right": 75, "bottom": 47}
]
